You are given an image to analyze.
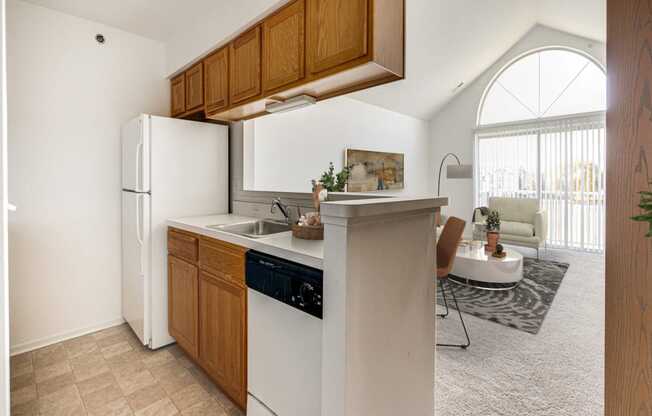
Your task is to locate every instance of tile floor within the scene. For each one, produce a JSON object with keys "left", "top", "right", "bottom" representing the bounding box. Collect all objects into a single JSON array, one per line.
[{"left": 9, "top": 324, "right": 243, "bottom": 416}]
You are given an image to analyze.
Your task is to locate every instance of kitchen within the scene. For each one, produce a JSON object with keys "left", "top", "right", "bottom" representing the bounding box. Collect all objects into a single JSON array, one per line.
[{"left": 7, "top": 0, "right": 443, "bottom": 415}]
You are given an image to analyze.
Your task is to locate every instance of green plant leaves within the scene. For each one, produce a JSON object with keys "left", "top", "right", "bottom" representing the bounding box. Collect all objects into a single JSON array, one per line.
[
  {"left": 315, "top": 162, "right": 350, "bottom": 192},
  {"left": 486, "top": 209, "right": 501, "bottom": 231},
  {"left": 631, "top": 183, "right": 652, "bottom": 238},
  {"left": 335, "top": 166, "right": 350, "bottom": 192}
]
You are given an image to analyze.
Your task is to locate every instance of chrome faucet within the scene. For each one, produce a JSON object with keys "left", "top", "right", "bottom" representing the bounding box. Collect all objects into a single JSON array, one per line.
[{"left": 271, "top": 197, "right": 291, "bottom": 224}]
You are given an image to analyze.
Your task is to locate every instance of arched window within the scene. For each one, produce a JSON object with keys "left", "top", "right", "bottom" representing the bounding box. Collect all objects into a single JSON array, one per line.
[
  {"left": 475, "top": 48, "right": 606, "bottom": 252},
  {"left": 479, "top": 48, "right": 605, "bottom": 126}
]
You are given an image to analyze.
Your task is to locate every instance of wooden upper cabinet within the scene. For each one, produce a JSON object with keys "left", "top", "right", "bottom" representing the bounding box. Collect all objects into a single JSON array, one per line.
[
  {"left": 170, "top": 74, "right": 186, "bottom": 116},
  {"left": 172, "top": 0, "right": 403, "bottom": 122},
  {"left": 230, "top": 26, "right": 262, "bottom": 105},
  {"left": 185, "top": 63, "right": 204, "bottom": 112},
  {"left": 168, "top": 255, "right": 199, "bottom": 358},
  {"left": 199, "top": 271, "right": 247, "bottom": 408},
  {"left": 306, "top": 0, "right": 369, "bottom": 74},
  {"left": 262, "top": 0, "right": 306, "bottom": 93},
  {"left": 204, "top": 47, "right": 229, "bottom": 114}
]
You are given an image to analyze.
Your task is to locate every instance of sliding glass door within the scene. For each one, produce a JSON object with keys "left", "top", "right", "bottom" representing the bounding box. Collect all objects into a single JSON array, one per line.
[
  {"left": 477, "top": 131, "right": 538, "bottom": 204},
  {"left": 476, "top": 114, "right": 606, "bottom": 252}
]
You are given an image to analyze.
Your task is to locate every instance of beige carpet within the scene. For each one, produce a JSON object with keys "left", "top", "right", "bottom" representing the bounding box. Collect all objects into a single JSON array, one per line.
[{"left": 435, "top": 248, "right": 604, "bottom": 416}]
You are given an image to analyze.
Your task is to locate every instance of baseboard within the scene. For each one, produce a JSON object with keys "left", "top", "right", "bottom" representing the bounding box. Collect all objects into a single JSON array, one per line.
[{"left": 10, "top": 317, "right": 126, "bottom": 356}]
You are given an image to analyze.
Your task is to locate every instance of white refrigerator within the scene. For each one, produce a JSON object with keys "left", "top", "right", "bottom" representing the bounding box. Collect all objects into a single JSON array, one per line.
[{"left": 121, "top": 114, "right": 228, "bottom": 349}]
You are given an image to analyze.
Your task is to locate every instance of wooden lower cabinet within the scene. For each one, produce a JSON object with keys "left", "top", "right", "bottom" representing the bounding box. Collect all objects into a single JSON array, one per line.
[
  {"left": 168, "top": 228, "right": 198, "bottom": 263},
  {"left": 168, "top": 255, "right": 199, "bottom": 359},
  {"left": 167, "top": 227, "right": 247, "bottom": 410},
  {"left": 198, "top": 271, "right": 247, "bottom": 408},
  {"left": 199, "top": 236, "right": 246, "bottom": 286}
]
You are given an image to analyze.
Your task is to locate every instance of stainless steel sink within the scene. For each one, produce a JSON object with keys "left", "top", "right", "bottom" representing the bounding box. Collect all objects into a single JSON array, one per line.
[{"left": 207, "top": 219, "right": 291, "bottom": 238}]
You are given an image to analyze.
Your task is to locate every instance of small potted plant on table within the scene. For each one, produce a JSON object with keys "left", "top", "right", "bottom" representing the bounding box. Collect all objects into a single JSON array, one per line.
[
  {"left": 485, "top": 210, "right": 501, "bottom": 253},
  {"left": 293, "top": 163, "right": 351, "bottom": 241}
]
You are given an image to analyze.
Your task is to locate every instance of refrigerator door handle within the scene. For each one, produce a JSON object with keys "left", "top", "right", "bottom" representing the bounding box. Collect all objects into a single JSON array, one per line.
[
  {"left": 136, "top": 142, "right": 143, "bottom": 191},
  {"left": 136, "top": 194, "right": 144, "bottom": 248}
]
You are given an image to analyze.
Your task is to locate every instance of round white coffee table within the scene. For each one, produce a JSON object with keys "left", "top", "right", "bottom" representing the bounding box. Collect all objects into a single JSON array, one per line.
[{"left": 450, "top": 244, "right": 524, "bottom": 290}]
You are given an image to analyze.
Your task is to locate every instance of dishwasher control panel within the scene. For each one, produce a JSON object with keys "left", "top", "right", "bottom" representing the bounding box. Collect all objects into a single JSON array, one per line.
[{"left": 245, "top": 250, "right": 323, "bottom": 319}]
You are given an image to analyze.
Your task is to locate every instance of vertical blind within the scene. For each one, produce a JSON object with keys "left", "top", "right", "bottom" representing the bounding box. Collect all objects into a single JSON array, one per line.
[{"left": 476, "top": 112, "right": 606, "bottom": 252}]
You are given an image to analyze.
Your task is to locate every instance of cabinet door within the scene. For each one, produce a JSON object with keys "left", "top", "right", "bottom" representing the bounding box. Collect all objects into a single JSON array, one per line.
[
  {"left": 229, "top": 26, "right": 262, "bottom": 104},
  {"left": 199, "top": 272, "right": 247, "bottom": 408},
  {"left": 168, "top": 228, "right": 198, "bottom": 264},
  {"left": 168, "top": 255, "right": 199, "bottom": 358},
  {"left": 185, "top": 63, "right": 204, "bottom": 112},
  {"left": 262, "top": 0, "right": 305, "bottom": 93},
  {"left": 306, "top": 0, "right": 368, "bottom": 74},
  {"left": 170, "top": 74, "right": 186, "bottom": 116},
  {"left": 199, "top": 237, "right": 246, "bottom": 286},
  {"left": 204, "top": 47, "right": 229, "bottom": 114}
]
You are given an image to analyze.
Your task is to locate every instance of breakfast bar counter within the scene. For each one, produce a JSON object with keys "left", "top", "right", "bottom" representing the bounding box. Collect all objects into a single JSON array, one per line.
[{"left": 168, "top": 214, "right": 323, "bottom": 269}]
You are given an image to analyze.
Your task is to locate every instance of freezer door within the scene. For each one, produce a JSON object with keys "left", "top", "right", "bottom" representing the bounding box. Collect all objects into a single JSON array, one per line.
[
  {"left": 122, "top": 191, "right": 151, "bottom": 346},
  {"left": 121, "top": 115, "right": 150, "bottom": 192}
]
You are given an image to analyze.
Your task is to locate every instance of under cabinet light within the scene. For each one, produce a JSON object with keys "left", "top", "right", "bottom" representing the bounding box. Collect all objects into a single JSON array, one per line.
[{"left": 265, "top": 95, "right": 317, "bottom": 114}]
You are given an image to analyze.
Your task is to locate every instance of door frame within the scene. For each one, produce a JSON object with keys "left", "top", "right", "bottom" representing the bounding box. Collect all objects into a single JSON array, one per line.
[
  {"left": 0, "top": 0, "right": 10, "bottom": 413},
  {"left": 605, "top": 0, "right": 652, "bottom": 413}
]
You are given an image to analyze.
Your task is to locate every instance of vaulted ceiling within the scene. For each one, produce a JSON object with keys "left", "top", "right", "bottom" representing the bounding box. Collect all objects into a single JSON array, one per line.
[
  {"left": 20, "top": 0, "right": 605, "bottom": 120},
  {"left": 350, "top": 0, "right": 606, "bottom": 119}
]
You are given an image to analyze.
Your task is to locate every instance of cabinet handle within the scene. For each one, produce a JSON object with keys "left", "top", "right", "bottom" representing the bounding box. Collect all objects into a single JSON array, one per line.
[{"left": 136, "top": 141, "right": 143, "bottom": 191}]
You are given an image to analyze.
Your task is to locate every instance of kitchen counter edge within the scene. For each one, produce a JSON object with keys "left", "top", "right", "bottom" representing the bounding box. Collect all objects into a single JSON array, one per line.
[{"left": 167, "top": 215, "right": 324, "bottom": 270}]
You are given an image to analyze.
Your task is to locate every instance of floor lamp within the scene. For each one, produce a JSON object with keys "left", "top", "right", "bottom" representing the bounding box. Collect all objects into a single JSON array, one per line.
[{"left": 437, "top": 153, "right": 473, "bottom": 196}]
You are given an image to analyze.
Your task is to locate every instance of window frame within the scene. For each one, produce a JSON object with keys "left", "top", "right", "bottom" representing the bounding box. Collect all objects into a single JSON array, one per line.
[
  {"left": 476, "top": 46, "right": 606, "bottom": 129},
  {"left": 473, "top": 47, "right": 607, "bottom": 251}
]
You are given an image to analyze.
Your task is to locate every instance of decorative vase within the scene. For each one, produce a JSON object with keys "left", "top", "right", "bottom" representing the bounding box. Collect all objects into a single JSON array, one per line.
[{"left": 485, "top": 231, "right": 500, "bottom": 253}]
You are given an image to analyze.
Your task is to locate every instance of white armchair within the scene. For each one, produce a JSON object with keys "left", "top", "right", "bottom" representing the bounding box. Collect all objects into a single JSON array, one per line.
[{"left": 473, "top": 197, "right": 548, "bottom": 258}]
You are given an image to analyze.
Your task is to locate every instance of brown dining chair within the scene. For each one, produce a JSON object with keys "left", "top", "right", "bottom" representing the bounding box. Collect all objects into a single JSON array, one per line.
[{"left": 436, "top": 216, "right": 470, "bottom": 349}]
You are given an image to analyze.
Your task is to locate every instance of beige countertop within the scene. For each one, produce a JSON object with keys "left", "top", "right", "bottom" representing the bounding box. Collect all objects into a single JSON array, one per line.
[
  {"left": 168, "top": 197, "right": 446, "bottom": 270},
  {"left": 320, "top": 196, "right": 448, "bottom": 219},
  {"left": 167, "top": 214, "right": 324, "bottom": 269}
]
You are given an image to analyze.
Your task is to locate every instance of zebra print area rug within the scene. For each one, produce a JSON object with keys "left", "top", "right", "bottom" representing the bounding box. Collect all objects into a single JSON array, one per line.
[{"left": 436, "top": 258, "right": 570, "bottom": 334}]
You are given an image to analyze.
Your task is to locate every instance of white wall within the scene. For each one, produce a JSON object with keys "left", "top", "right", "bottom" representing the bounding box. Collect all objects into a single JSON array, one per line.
[
  {"left": 7, "top": 0, "right": 168, "bottom": 353},
  {"left": 165, "top": 0, "right": 277, "bottom": 75},
  {"left": 244, "top": 96, "right": 432, "bottom": 196},
  {"left": 429, "top": 25, "right": 605, "bottom": 233}
]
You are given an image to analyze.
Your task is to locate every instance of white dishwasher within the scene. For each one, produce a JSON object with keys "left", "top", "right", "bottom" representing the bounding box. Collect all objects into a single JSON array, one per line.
[{"left": 245, "top": 251, "right": 323, "bottom": 416}]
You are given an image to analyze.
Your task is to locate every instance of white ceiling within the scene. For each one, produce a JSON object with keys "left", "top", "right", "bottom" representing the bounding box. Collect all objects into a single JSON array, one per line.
[
  {"left": 349, "top": 0, "right": 606, "bottom": 120},
  {"left": 350, "top": 0, "right": 535, "bottom": 120},
  {"left": 19, "top": 0, "right": 606, "bottom": 120}
]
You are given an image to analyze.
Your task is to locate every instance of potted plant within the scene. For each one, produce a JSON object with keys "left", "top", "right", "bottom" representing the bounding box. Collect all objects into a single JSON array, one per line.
[
  {"left": 311, "top": 162, "right": 350, "bottom": 192},
  {"left": 485, "top": 210, "right": 501, "bottom": 252}
]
